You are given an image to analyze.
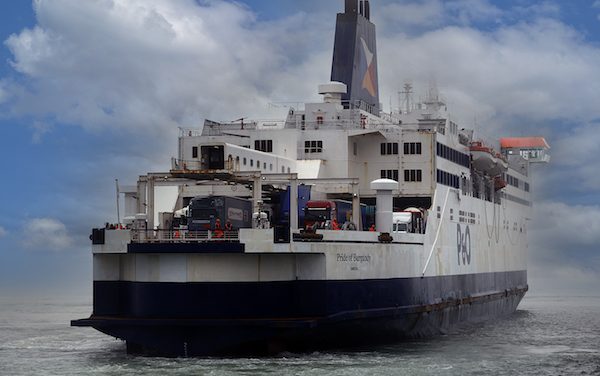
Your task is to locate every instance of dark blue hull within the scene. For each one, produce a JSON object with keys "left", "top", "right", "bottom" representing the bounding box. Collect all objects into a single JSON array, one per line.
[{"left": 72, "top": 271, "right": 527, "bottom": 356}]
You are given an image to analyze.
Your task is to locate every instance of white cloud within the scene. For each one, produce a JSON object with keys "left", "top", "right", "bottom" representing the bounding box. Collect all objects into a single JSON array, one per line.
[
  {"left": 30, "top": 120, "right": 52, "bottom": 144},
  {"left": 3, "top": 0, "right": 331, "bottom": 136},
  {"left": 379, "top": 1, "right": 445, "bottom": 29},
  {"left": 446, "top": 0, "right": 502, "bottom": 24},
  {"left": 0, "top": 83, "right": 8, "bottom": 104},
  {"left": 512, "top": 2, "right": 560, "bottom": 19},
  {"left": 378, "top": 0, "right": 501, "bottom": 32},
  {"left": 528, "top": 201, "right": 600, "bottom": 294},
  {"left": 0, "top": 226, "right": 7, "bottom": 238},
  {"left": 22, "top": 218, "right": 73, "bottom": 251},
  {"left": 532, "top": 202, "right": 600, "bottom": 248},
  {"left": 593, "top": 1, "right": 600, "bottom": 9},
  {"left": 379, "top": 19, "right": 600, "bottom": 128},
  {"left": 5, "top": 0, "right": 600, "bottom": 136}
]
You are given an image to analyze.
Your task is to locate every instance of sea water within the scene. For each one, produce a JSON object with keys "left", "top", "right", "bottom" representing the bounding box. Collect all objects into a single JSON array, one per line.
[{"left": 1, "top": 295, "right": 599, "bottom": 375}]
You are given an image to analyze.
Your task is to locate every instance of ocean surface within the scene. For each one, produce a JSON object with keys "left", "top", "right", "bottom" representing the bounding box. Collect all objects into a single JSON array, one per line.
[{"left": 1, "top": 295, "right": 599, "bottom": 376}]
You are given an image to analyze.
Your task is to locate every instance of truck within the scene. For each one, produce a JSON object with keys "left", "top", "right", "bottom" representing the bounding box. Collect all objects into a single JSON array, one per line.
[
  {"left": 187, "top": 196, "right": 252, "bottom": 231},
  {"left": 303, "top": 200, "right": 367, "bottom": 230},
  {"left": 278, "top": 185, "right": 312, "bottom": 226},
  {"left": 392, "top": 208, "right": 426, "bottom": 234}
]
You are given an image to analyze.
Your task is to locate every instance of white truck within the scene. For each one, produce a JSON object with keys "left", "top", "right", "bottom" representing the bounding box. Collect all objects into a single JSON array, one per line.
[{"left": 392, "top": 208, "right": 426, "bottom": 234}]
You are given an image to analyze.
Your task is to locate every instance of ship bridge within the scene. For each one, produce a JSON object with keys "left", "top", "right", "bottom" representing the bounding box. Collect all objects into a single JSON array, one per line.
[{"left": 500, "top": 137, "right": 551, "bottom": 164}]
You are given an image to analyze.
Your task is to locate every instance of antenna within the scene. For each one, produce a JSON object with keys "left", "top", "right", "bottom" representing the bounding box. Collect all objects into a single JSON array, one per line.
[
  {"left": 115, "top": 179, "right": 121, "bottom": 225},
  {"left": 399, "top": 82, "right": 413, "bottom": 114}
]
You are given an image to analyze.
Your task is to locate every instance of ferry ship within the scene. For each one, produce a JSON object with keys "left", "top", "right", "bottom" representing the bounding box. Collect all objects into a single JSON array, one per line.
[{"left": 72, "top": 0, "right": 550, "bottom": 356}]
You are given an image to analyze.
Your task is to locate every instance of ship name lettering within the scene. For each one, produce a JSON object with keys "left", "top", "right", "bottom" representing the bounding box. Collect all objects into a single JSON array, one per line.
[{"left": 336, "top": 253, "right": 371, "bottom": 263}]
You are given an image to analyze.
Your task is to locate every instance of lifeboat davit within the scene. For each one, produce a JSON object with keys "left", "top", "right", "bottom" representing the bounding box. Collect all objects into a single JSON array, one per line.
[{"left": 470, "top": 141, "right": 508, "bottom": 176}]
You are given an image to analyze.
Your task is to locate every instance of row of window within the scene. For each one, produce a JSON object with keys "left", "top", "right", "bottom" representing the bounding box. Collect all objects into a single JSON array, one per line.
[
  {"left": 379, "top": 169, "right": 424, "bottom": 182},
  {"left": 380, "top": 142, "right": 423, "bottom": 156},
  {"left": 255, "top": 140, "right": 273, "bottom": 153},
  {"left": 381, "top": 143, "right": 399, "bottom": 155},
  {"left": 305, "top": 140, "right": 323, "bottom": 154},
  {"left": 404, "top": 142, "right": 422, "bottom": 155},
  {"left": 405, "top": 169, "right": 423, "bottom": 182},
  {"left": 436, "top": 142, "right": 470, "bottom": 168},
  {"left": 504, "top": 174, "right": 530, "bottom": 192},
  {"left": 506, "top": 174, "right": 520, "bottom": 188},
  {"left": 380, "top": 169, "right": 399, "bottom": 182},
  {"left": 437, "top": 169, "right": 461, "bottom": 189},
  {"left": 502, "top": 192, "right": 532, "bottom": 207},
  {"left": 241, "top": 156, "right": 290, "bottom": 174}
]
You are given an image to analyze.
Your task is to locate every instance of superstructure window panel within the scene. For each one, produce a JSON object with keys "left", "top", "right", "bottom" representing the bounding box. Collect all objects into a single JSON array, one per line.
[
  {"left": 437, "top": 169, "right": 460, "bottom": 189},
  {"left": 404, "top": 169, "right": 423, "bottom": 182},
  {"left": 381, "top": 142, "right": 399, "bottom": 155},
  {"left": 437, "top": 142, "right": 470, "bottom": 168},
  {"left": 255, "top": 139, "right": 274, "bottom": 153},
  {"left": 403, "top": 142, "right": 422, "bottom": 155},
  {"left": 381, "top": 170, "right": 399, "bottom": 181},
  {"left": 192, "top": 146, "right": 198, "bottom": 159},
  {"left": 305, "top": 140, "right": 323, "bottom": 154}
]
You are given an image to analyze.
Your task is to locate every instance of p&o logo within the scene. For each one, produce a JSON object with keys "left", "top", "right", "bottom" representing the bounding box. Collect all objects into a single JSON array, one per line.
[{"left": 457, "top": 224, "right": 471, "bottom": 266}]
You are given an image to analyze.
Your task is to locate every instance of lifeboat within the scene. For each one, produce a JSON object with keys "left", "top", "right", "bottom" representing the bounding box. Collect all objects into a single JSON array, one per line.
[
  {"left": 470, "top": 141, "right": 508, "bottom": 176},
  {"left": 494, "top": 175, "right": 507, "bottom": 191}
]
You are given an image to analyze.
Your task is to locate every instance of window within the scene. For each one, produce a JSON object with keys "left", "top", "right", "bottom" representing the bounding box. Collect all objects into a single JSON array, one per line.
[
  {"left": 436, "top": 142, "right": 470, "bottom": 168},
  {"left": 381, "top": 143, "right": 399, "bottom": 155},
  {"left": 381, "top": 170, "right": 399, "bottom": 181},
  {"left": 243, "top": 157, "right": 247, "bottom": 166},
  {"left": 506, "top": 174, "right": 524, "bottom": 190},
  {"left": 437, "top": 169, "right": 460, "bottom": 189},
  {"left": 257, "top": 160, "right": 260, "bottom": 169},
  {"left": 404, "top": 142, "right": 422, "bottom": 155},
  {"left": 353, "top": 142, "right": 358, "bottom": 156},
  {"left": 305, "top": 140, "right": 323, "bottom": 153},
  {"left": 254, "top": 140, "right": 273, "bottom": 153},
  {"left": 317, "top": 116, "right": 324, "bottom": 125},
  {"left": 250, "top": 159, "right": 254, "bottom": 167},
  {"left": 192, "top": 146, "right": 198, "bottom": 158},
  {"left": 282, "top": 166, "right": 285, "bottom": 173},
  {"left": 270, "top": 163, "right": 273, "bottom": 171},
  {"left": 404, "top": 169, "right": 423, "bottom": 182}
]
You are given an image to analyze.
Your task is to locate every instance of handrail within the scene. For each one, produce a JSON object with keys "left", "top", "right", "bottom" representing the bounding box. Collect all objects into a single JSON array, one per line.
[
  {"left": 422, "top": 188, "right": 451, "bottom": 277},
  {"left": 130, "top": 230, "right": 240, "bottom": 244}
]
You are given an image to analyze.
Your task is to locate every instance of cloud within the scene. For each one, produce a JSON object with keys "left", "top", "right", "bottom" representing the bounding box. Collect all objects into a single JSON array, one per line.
[
  {"left": 2, "top": 0, "right": 330, "bottom": 137},
  {"left": 0, "top": 226, "right": 7, "bottom": 238},
  {"left": 446, "top": 0, "right": 502, "bottom": 24},
  {"left": 379, "top": 1, "right": 445, "bottom": 29},
  {"left": 30, "top": 121, "right": 52, "bottom": 144},
  {"left": 378, "top": 0, "right": 502, "bottom": 30},
  {"left": 528, "top": 201, "right": 600, "bottom": 294},
  {"left": 532, "top": 202, "right": 600, "bottom": 249},
  {"left": 379, "top": 19, "right": 600, "bottom": 126},
  {"left": 22, "top": 218, "right": 73, "bottom": 251},
  {"left": 5, "top": 0, "right": 600, "bottom": 138}
]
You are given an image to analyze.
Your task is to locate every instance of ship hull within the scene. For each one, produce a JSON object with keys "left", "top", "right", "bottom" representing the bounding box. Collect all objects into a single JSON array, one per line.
[{"left": 72, "top": 271, "right": 527, "bottom": 356}]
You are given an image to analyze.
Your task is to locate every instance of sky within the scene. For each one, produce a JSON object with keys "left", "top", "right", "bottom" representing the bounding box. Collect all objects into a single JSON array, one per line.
[{"left": 0, "top": 0, "right": 599, "bottom": 297}]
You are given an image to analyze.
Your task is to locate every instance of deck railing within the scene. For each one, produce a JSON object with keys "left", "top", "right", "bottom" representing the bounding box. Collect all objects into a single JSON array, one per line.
[{"left": 130, "top": 230, "right": 240, "bottom": 244}]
